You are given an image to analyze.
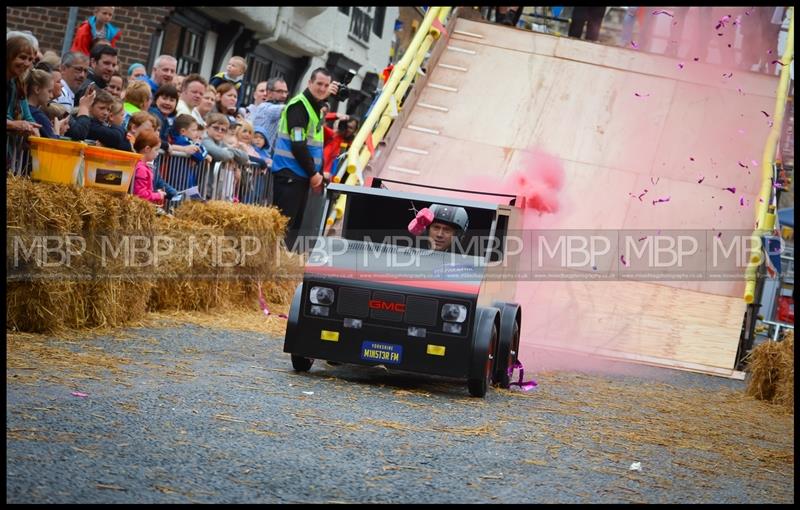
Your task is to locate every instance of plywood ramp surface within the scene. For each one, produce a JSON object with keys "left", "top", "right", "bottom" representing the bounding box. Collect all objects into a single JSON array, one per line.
[{"left": 375, "top": 17, "right": 779, "bottom": 377}]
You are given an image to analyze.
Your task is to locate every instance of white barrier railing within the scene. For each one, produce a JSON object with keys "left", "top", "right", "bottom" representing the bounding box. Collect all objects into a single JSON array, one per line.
[{"left": 6, "top": 130, "right": 32, "bottom": 178}]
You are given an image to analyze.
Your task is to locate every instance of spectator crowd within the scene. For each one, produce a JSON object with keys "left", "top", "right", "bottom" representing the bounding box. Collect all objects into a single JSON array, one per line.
[{"left": 7, "top": 6, "right": 359, "bottom": 214}]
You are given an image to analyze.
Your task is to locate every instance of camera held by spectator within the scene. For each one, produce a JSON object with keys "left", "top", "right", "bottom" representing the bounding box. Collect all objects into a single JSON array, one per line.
[{"left": 332, "top": 69, "right": 357, "bottom": 101}]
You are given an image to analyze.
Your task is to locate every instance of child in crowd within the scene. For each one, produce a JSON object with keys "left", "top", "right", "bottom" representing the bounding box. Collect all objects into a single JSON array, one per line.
[
  {"left": 202, "top": 112, "right": 249, "bottom": 202},
  {"left": 125, "top": 111, "right": 157, "bottom": 149},
  {"left": 26, "top": 69, "right": 68, "bottom": 139},
  {"left": 43, "top": 102, "right": 70, "bottom": 136},
  {"left": 106, "top": 72, "right": 124, "bottom": 99},
  {"left": 122, "top": 80, "right": 152, "bottom": 129},
  {"left": 171, "top": 114, "right": 212, "bottom": 187},
  {"left": 71, "top": 7, "right": 121, "bottom": 56},
  {"left": 109, "top": 98, "right": 125, "bottom": 128},
  {"left": 234, "top": 121, "right": 269, "bottom": 169},
  {"left": 64, "top": 87, "right": 129, "bottom": 150},
  {"left": 149, "top": 84, "right": 179, "bottom": 146},
  {"left": 209, "top": 56, "right": 246, "bottom": 107},
  {"left": 127, "top": 62, "right": 147, "bottom": 81},
  {"left": 132, "top": 129, "right": 167, "bottom": 205},
  {"left": 252, "top": 127, "right": 271, "bottom": 161}
]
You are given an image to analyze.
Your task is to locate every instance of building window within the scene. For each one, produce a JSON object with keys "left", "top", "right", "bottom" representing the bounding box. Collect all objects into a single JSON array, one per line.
[
  {"left": 348, "top": 7, "right": 374, "bottom": 45},
  {"left": 373, "top": 7, "right": 386, "bottom": 38},
  {"left": 159, "top": 11, "right": 211, "bottom": 76}
]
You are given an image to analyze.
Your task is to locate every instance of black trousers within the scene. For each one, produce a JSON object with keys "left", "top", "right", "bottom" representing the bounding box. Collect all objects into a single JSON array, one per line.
[
  {"left": 568, "top": 7, "right": 607, "bottom": 42},
  {"left": 271, "top": 169, "right": 310, "bottom": 248}
]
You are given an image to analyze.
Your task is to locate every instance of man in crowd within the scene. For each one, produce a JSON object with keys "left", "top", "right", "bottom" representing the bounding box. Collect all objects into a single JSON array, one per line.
[
  {"left": 175, "top": 73, "right": 208, "bottom": 116},
  {"left": 243, "top": 80, "right": 268, "bottom": 117},
  {"left": 56, "top": 51, "right": 90, "bottom": 108},
  {"left": 144, "top": 55, "right": 177, "bottom": 96},
  {"left": 270, "top": 69, "right": 339, "bottom": 246},
  {"left": 73, "top": 44, "right": 118, "bottom": 105},
  {"left": 247, "top": 77, "right": 290, "bottom": 155}
]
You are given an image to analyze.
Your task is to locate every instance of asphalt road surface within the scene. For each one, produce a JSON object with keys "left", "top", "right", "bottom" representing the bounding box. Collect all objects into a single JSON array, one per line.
[{"left": 6, "top": 318, "right": 794, "bottom": 503}]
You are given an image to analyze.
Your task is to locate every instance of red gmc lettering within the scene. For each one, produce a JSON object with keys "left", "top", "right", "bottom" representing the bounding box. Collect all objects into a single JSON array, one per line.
[{"left": 368, "top": 300, "right": 406, "bottom": 312}]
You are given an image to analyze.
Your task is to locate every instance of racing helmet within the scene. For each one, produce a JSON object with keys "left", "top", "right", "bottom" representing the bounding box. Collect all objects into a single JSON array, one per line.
[{"left": 429, "top": 204, "right": 469, "bottom": 234}]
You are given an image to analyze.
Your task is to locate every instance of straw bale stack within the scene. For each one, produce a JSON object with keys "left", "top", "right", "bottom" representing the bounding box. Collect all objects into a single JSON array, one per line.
[
  {"left": 745, "top": 331, "right": 794, "bottom": 412},
  {"left": 6, "top": 176, "right": 156, "bottom": 332}
]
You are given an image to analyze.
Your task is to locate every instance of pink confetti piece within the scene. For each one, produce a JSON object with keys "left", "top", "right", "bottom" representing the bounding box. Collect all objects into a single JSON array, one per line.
[
  {"left": 722, "top": 72, "right": 733, "bottom": 78},
  {"left": 771, "top": 60, "right": 787, "bottom": 67},
  {"left": 739, "top": 196, "right": 745, "bottom": 206},
  {"left": 737, "top": 87, "right": 744, "bottom": 95},
  {"left": 760, "top": 110, "right": 770, "bottom": 117},
  {"left": 719, "top": 205, "right": 724, "bottom": 210},
  {"left": 767, "top": 49, "right": 773, "bottom": 55},
  {"left": 257, "top": 283, "right": 270, "bottom": 316},
  {"left": 716, "top": 15, "right": 731, "bottom": 30},
  {"left": 507, "top": 360, "right": 538, "bottom": 391},
  {"left": 638, "top": 236, "right": 648, "bottom": 242},
  {"left": 650, "top": 177, "right": 660, "bottom": 185},
  {"left": 638, "top": 189, "right": 648, "bottom": 201},
  {"left": 751, "top": 159, "right": 758, "bottom": 166},
  {"left": 738, "top": 161, "right": 748, "bottom": 168},
  {"left": 727, "top": 44, "right": 732, "bottom": 48},
  {"left": 689, "top": 156, "right": 695, "bottom": 161},
  {"left": 620, "top": 255, "right": 629, "bottom": 267},
  {"left": 724, "top": 187, "right": 736, "bottom": 193},
  {"left": 697, "top": 175, "right": 705, "bottom": 183},
  {"left": 278, "top": 314, "right": 288, "bottom": 319},
  {"left": 71, "top": 392, "right": 88, "bottom": 398},
  {"left": 630, "top": 40, "right": 639, "bottom": 49},
  {"left": 677, "top": 62, "right": 684, "bottom": 69},
  {"left": 652, "top": 197, "right": 671, "bottom": 205},
  {"left": 652, "top": 9, "right": 674, "bottom": 17},
  {"left": 634, "top": 92, "right": 650, "bottom": 98},
  {"left": 716, "top": 232, "right": 723, "bottom": 238},
  {"left": 758, "top": 198, "right": 764, "bottom": 203},
  {"left": 768, "top": 120, "right": 774, "bottom": 128},
  {"left": 693, "top": 57, "right": 700, "bottom": 62}
]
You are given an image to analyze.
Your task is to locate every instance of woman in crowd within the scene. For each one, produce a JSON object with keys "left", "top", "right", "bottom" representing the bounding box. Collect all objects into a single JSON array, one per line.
[
  {"left": 192, "top": 84, "right": 216, "bottom": 131},
  {"left": 6, "top": 35, "right": 40, "bottom": 136},
  {"left": 214, "top": 82, "right": 239, "bottom": 126}
]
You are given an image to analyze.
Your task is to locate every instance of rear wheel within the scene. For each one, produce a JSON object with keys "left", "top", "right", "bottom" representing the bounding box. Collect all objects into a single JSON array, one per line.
[
  {"left": 291, "top": 354, "right": 314, "bottom": 372},
  {"left": 468, "top": 323, "right": 497, "bottom": 397}
]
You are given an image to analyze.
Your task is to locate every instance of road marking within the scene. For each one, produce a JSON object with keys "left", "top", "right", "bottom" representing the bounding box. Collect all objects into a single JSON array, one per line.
[{"left": 388, "top": 165, "right": 421, "bottom": 175}]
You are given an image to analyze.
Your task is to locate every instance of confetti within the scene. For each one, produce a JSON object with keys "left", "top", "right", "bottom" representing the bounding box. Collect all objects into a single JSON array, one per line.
[
  {"left": 722, "top": 72, "right": 733, "bottom": 78},
  {"left": 620, "top": 255, "right": 629, "bottom": 266},
  {"left": 693, "top": 57, "right": 700, "bottom": 62},
  {"left": 751, "top": 159, "right": 758, "bottom": 166},
  {"left": 71, "top": 392, "right": 89, "bottom": 398},
  {"left": 728, "top": 44, "right": 732, "bottom": 48},
  {"left": 652, "top": 9, "right": 674, "bottom": 17},
  {"left": 652, "top": 197, "right": 671, "bottom": 205},
  {"left": 759, "top": 198, "right": 764, "bottom": 203},
  {"left": 630, "top": 40, "right": 639, "bottom": 49},
  {"left": 638, "top": 189, "right": 648, "bottom": 201},
  {"left": 697, "top": 175, "right": 705, "bottom": 183},
  {"left": 638, "top": 236, "right": 648, "bottom": 242},
  {"left": 650, "top": 177, "right": 660, "bottom": 185},
  {"left": 278, "top": 314, "right": 288, "bottom": 319},
  {"left": 760, "top": 110, "right": 770, "bottom": 117},
  {"left": 716, "top": 232, "right": 722, "bottom": 238},
  {"left": 716, "top": 15, "right": 731, "bottom": 30},
  {"left": 724, "top": 187, "right": 736, "bottom": 193},
  {"left": 767, "top": 49, "right": 773, "bottom": 55},
  {"left": 739, "top": 196, "right": 745, "bottom": 206},
  {"left": 738, "top": 161, "right": 748, "bottom": 168},
  {"left": 634, "top": 92, "right": 650, "bottom": 98},
  {"left": 768, "top": 120, "right": 774, "bottom": 128},
  {"left": 677, "top": 62, "right": 685, "bottom": 69},
  {"left": 689, "top": 157, "right": 695, "bottom": 161},
  {"left": 719, "top": 205, "right": 724, "bottom": 210},
  {"left": 771, "top": 60, "right": 787, "bottom": 66}
]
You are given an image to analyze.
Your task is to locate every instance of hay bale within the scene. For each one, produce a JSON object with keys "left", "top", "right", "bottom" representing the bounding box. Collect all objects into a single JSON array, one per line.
[
  {"left": 6, "top": 176, "right": 157, "bottom": 333},
  {"left": 746, "top": 334, "right": 794, "bottom": 411}
]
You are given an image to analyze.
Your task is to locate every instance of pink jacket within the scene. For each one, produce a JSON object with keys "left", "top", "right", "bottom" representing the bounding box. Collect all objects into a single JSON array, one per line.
[{"left": 133, "top": 160, "right": 163, "bottom": 204}]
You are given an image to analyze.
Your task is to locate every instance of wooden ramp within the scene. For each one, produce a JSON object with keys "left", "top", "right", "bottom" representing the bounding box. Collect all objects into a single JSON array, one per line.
[{"left": 371, "top": 16, "right": 780, "bottom": 377}]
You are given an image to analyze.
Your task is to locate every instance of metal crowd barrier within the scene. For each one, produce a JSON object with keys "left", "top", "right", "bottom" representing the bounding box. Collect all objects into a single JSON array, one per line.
[
  {"left": 153, "top": 151, "right": 273, "bottom": 207},
  {"left": 6, "top": 129, "right": 32, "bottom": 178}
]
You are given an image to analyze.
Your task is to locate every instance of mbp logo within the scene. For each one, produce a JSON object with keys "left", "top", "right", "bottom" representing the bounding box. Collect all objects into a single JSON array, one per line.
[{"left": 368, "top": 300, "right": 406, "bottom": 313}]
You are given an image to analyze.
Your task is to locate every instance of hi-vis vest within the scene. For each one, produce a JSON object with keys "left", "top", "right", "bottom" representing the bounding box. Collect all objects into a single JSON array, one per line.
[{"left": 271, "top": 93, "right": 324, "bottom": 179}]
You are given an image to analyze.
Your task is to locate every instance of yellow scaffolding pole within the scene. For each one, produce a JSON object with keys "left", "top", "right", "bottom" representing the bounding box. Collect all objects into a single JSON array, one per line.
[
  {"left": 325, "top": 7, "right": 452, "bottom": 227},
  {"left": 743, "top": 7, "right": 794, "bottom": 303}
]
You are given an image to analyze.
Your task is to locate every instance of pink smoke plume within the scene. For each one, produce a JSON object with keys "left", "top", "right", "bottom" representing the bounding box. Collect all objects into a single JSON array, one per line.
[{"left": 466, "top": 148, "right": 565, "bottom": 215}]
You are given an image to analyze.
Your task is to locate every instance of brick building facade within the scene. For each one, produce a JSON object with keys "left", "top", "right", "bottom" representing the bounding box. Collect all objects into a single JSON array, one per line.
[{"left": 6, "top": 6, "right": 173, "bottom": 74}]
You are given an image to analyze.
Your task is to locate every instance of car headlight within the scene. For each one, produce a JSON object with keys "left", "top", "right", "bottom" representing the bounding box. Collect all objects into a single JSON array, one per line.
[
  {"left": 441, "top": 304, "right": 467, "bottom": 323},
  {"left": 309, "top": 286, "right": 335, "bottom": 305}
]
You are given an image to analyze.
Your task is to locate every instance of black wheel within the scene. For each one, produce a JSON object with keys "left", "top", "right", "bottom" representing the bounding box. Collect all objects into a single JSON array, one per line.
[
  {"left": 495, "top": 320, "right": 520, "bottom": 389},
  {"left": 468, "top": 323, "right": 497, "bottom": 397},
  {"left": 291, "top": 354, "right": 314, "bottom": 372}
]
